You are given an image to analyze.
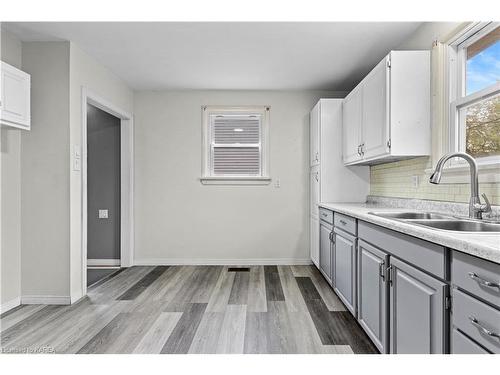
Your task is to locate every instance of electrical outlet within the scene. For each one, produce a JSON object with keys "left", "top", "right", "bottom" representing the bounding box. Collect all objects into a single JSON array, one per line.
[
  {"left": 274, "top": 178, "right": 280, "bottom": 188},
  {"left": 73, "top": 159, "right": 81, "bottom": 171},
  {"left": 411, "top": 175, "right": 419, "bottom": 188},
  {"left": 98, "top": 209, "right": 109, "bottom": 219}
]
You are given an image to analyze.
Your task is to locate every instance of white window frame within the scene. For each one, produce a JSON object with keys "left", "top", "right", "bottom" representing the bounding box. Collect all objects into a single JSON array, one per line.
[
  {"left": 200, "top": 105, "right": 271, "bottom": 185},
  {"left": 447, "top": 22, "right": 500, "bottom": 172}
]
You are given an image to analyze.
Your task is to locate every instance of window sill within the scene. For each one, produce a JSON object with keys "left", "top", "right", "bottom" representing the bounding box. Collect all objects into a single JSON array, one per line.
[
  {"left": 425, "top": 159, "right": 500, "bottom": 184},
  {"left": 200, "top": 176, "right": 272, "bottom": 185}
]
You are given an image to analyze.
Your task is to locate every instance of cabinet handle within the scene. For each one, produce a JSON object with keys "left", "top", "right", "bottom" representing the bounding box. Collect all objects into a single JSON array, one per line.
[
  {"left": 315, "top": 172, "right": 319, "bottom": 182},
  {"left": 339, "top": 219, "right": 347, "bottom": 225},
  {"left": 379, "top": 262, "right": 385, "bottom": 281},
  {"left": 468, "top": 272, "right": 500, "bottom": 290},
  {"left": 357, "top": 145, "right": 361, "bottom": 156},
  {"left": 387, "top": 265, "right": 394, "bottom": 286},
  {"left": 469, "top": 316, "right": 500, "bottom": 340},
  {"left": 315, "top": 152, "right": 319, "bottom": 161}
]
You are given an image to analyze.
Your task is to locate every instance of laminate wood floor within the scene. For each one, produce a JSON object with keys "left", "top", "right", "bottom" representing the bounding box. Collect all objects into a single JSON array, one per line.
[{"left": 0, "top": 265, "right": 378, "bottom": 354}]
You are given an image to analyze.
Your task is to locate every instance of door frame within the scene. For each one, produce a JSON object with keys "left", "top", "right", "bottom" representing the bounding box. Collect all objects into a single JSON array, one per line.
[{"left": 81, "top": 87, "right": 134, "bottom": 295}]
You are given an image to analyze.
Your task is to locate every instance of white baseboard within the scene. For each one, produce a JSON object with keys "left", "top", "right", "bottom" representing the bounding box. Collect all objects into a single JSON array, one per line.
[
  {"left": 0, "top": 297, "right": 21, "bottom": 314},
  {"left": 133, "top": 258, "right": 313, "bottom": 266},
  {"left": 21, "top": 295, "right": 71, "bottom": 305},
  {"left": 87, "top": 258, "right": 121, "bottom": 266}
]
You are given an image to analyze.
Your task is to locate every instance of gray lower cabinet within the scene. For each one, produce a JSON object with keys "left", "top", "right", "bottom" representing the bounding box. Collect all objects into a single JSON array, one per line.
[
  {"left": 319, "top": 220, "right": 333, "bottom": 283},
  {"left": 334, "top": 228, "right": 357, "bottom": 315},
  {"left": 452, "top": 329, "right": 490, "bottom": 354},
  {"left": 452, "top": 288, "right": 500, "bottom": 353},
  {"left": 389, "top": 257, "right": 447, "bottom": 354},
  {"left": 357, "top": 239, "right": 389, "bottom": 353}
]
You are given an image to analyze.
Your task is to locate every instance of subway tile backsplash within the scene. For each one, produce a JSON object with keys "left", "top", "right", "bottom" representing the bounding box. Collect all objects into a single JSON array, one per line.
[{"left": 370, "top": 157, "right": 500, "bottom": 206}]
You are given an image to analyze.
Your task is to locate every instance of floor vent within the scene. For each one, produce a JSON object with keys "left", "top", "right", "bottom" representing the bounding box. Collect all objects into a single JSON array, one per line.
[{"left": 228, "top": 267, "right": 250, "bottom": 272}]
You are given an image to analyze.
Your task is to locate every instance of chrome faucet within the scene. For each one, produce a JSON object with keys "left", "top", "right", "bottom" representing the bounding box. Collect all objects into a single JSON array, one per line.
[{"left": 429, "top": 153, "right": 491, "bottom": 219}]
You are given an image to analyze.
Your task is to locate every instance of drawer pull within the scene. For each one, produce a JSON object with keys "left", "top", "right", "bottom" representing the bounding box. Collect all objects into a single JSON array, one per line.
[
  {"left": 468, "top": 272, "right": 500, "bottom": 290},
  {"left": 322, "top": 212, "right": 328, "bottom": 217},
  {"left": 339, "top": 220, "right": 347, "bottom": 225},
  {"left": 469, "top": 316, "right": 500, "bottom": 340}
]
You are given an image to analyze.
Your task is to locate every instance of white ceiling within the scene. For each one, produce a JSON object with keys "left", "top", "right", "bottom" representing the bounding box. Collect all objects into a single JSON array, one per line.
[{"left": 2, "top": 22, "right": 422, "bottom": 91}]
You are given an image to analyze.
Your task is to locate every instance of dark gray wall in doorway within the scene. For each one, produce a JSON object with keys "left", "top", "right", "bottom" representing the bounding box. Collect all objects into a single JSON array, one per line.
[{"left": 87, "top": 104, "right": 121, "bottom": 260}]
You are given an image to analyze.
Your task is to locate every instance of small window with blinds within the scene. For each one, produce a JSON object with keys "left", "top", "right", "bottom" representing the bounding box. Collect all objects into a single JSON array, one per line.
[{"left": 201, "top": 106, "right": 270, "bottom": 184}]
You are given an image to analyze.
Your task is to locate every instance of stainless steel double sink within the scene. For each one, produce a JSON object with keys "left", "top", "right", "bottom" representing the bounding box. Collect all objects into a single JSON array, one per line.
[{"left": 369, "top": 211, "right": 500, "bottom": 233}]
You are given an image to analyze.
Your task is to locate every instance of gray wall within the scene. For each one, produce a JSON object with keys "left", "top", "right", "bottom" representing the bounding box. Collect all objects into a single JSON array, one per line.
[
  {"left": 134, "top": 89, "right": 345, "bottom": 264},
  {"left": 21, "top": 42, "right": 71, "bottom": 298},
  {"left": 87, "top": 104, "right": 121, "bottom": 260},
  {"left": 69, "top": 43, "right": 135, "bottom": 301},
  {"left": 0, "top": 28, "right": 22, "bottom": 310},
  {"left": 397, "top": 22, "right": 465, "bottom": 49}
]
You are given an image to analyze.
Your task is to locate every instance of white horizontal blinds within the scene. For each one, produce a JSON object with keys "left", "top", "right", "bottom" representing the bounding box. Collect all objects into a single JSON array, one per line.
[
  {"left": 213, "top": 115, "right": 260, "bottom": 144},
  {"left": 210, "top": 114, "right": 262, "bottom": 176},
  {"left": 213, "top": 147, "right": 261, "bottom": 175}
]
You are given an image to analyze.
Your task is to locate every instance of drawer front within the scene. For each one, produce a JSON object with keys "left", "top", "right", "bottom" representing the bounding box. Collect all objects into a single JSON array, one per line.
[
  {"left": 358, "top": 221, "right": 446, "bottom": 278},
  {"left": 452, "top": 251, "right": 500, "bottom": 309},
  {"left": 453, "top": 288, "right": 500, "bottom": 353},
  {"left": 334, "top": 213, "right": 356, "bottom": 235},
  {"left": 319, "top": 208, "right": 333, "bottom": 224},
  {"left": 452, "top": 329, "right": 490, "bottom": 354}
]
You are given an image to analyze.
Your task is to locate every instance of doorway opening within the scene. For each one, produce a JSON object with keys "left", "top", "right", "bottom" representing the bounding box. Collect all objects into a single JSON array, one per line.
[
  {"left": 86, "top": 104, "right": 121, "bottom": 286},
  {"left": 81, "top": 88, "right": 134, "bottom": 297}
]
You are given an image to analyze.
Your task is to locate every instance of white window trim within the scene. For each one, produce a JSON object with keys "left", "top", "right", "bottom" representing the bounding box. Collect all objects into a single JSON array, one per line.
[
  {"left": 425, "top": 22, "right": 500, "bottom": 183},
  {"left": 200, "top": 105, "right": 271, "bottom": 185}
]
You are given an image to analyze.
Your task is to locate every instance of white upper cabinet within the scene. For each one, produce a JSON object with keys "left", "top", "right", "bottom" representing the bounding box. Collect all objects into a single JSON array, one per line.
[
  {"left": 0, "top": 61, "right": 31, "bottom": 130},
  {"left": 342, "top": 86, "right": 362, "bottom": 164},
  {"left": 310, "top": 101, "right": 320, "bottom": 166},
  {"left": 342, "top": 51, "right": 430, "bottom": 165},
  {"left": 361, "top": 56, "right": 389, "bottom": 160}
]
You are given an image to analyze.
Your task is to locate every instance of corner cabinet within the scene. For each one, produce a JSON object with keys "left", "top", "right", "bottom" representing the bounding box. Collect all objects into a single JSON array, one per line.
[
  {"left": 343, "top": 51, "right": 430, "bottom": 165},
  {"left": 0, "top": 61, "right": 31, "bottom": 130}
]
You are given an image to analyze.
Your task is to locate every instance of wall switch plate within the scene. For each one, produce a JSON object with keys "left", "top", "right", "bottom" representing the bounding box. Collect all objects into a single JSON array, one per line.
[
  {"left": 98, "top": 209, "right": 109, "bottom": 219},
  {"left": 73, "top": 145, "right": 81, "bottom": 159}
]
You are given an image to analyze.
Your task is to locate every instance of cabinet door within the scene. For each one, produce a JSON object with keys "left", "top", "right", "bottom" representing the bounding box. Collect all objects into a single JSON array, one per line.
[
  {"left": 310, "top": 165, "right": 320, "bottom": 218},
  {"left": 389, "top": 257, "right": 447, "bottom": 354},
  {"left": 361, "top": 57, "right": 389, "bottom": 159},
  {"left": 333, "top": 229, "right": 356, "bottom": 315},
  {"left": 319, "top": 222, "right": 332, "bottom": 283},
  {"left": 342, "top": 87, "right": 362, "bottom": 164},
  {"left": 310, "top": 102, "right": 320, "bottom": 166},
  {"left": 357, "top": 240, "right": 389, "bottom": 353},
  {"left": 0, "top": 62, "right": 30, "bottom": 129},
  {"left": 310, "top": 217, "right": 320, "bottom": 267}
]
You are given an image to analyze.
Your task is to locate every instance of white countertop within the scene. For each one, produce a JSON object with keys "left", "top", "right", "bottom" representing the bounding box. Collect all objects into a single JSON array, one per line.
[{"left": 318, "top": 202, "right": 500, "bottom": 265}]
